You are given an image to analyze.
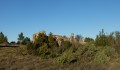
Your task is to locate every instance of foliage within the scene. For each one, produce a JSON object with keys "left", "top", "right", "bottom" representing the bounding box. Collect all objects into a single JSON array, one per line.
[
  {"left": 36, "top": 46, "right": 50, "bottom": 58},
  {"left": 84, "top": 37, "right": 94, "bottom": 43},
  {"left": 0, "top": 32, "right": 8, "bottom": 44},
  {"left": 33, "top": 32, "right": 48, "bottom": 49},
  {"left": 94, "top": 30, "right": 120, "bottom": 54},
  {"left": 54, "top": 46, "right": 98, "bottom": 65},
  {"left": 75, "top": 34, "right": 83, "bottom": 42},
  {"left": 103, "top": 46, "right": 116, "bottom": 57},
  {"left": 53, "top": 45, "right": 116, "bottom": 65},
  {"left": 27, "top": 41, "right": 34, "bottom": 54},
  {"left": 48, "top": 32, "right": 58, "bottom": 48},
  {"left": 22, "top": 37, "right": 31, "bottom": 45},
  {"left": 112, "top": 31, "right": 120, "bottom": 53},
  {"left": 59, "top": 41, "right": 72, "bottom": 52},
  {"left": 75, "top": 46, "right": 97, "bottom": 62},
  {"left": 10, "top": 41, "right": 16, "bottom": 44},
  {"left": 35, "top": 43, "right": 59, "bottom": 58},
  {"left": 94, "top": 46, "right": 116, "bottom": 64},
  {"left": 94, "top": 51, "right": 110, "bottom": 64},
  {"left": 18, "top": 32, "right": 25, "bottom": 44},
  {"left": 95, "top": 29, "right": 109, "bottom": 46},
  {"left": 61, "top": 41, "right": 72, "bottom": 48},
  {"left": 53, "top": 48, "right": 77, "bottom": 65},
  {"left": 27, "top": 32, "right": 59, "bottom": 58},
  {"left": 95, "top": 31, "right": 120, "bottom": 54}
]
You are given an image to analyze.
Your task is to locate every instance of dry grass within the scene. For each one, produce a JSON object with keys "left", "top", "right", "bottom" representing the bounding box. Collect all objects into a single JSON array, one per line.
[{"left": 0, "top": 46, "right": 56, "bottom": 70}]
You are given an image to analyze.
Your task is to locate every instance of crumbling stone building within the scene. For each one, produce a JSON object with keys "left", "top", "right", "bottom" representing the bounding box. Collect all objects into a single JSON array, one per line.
[{"left": 33, "top": 31, "right": 82, "bottom": 46}]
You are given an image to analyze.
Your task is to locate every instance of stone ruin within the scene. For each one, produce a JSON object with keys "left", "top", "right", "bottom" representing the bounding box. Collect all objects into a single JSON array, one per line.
[{"left": 33, "top": 31, "right": 84, "bottom": 46}]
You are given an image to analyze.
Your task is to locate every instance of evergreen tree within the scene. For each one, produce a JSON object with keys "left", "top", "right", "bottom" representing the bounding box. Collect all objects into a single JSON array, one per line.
[
  {"left": 75, "top": 34, "right": 83, "bottom": 42},
  {"left": 23, "top": 37, "right": 31, "bottom": 45},
  {"left": 95, "top": 29, "right": 109, "bottom": 46},
  {"left": 84, "top": 37, "right": 94, "bottom": 43},
  {"left": 18, "top": 32, "right": 24, "bottom": 44},
  {"left": 0, "top": 32, "right": 8, "bottom": 44}
]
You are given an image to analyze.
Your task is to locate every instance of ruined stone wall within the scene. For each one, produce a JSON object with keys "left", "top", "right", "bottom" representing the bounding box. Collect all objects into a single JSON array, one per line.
[{"left": 32, "top": 31, "right": 80, "bottom": 46}]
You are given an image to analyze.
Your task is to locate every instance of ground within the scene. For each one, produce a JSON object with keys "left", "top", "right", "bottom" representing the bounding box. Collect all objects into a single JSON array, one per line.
[{"left": 0, "top": 46, "right": 57, "bottom": 70}]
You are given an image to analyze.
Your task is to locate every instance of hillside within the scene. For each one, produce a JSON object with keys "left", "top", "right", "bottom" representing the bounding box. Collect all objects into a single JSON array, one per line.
[{"left": 0, "top": 45, "right": 120, "bottom": 70}]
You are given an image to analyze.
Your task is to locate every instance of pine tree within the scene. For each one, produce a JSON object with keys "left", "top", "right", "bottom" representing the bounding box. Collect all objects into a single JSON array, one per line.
[
  {"left": 0, "top": 32, "right": 8, "bottom": 44},
  {"left": 18, "top": 32, "right": 24, "bottom": 44},
  {"left": 95, "top": 29, "right": 109, "bottom": 46}
]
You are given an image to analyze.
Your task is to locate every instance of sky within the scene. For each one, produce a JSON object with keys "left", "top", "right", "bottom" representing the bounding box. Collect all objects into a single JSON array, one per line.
[{"left": 0, "top": 0, "right": 120, "bottom": 42}]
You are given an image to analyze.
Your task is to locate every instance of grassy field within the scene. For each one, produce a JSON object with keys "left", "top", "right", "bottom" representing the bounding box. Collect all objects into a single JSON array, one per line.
[
  {"left": 0, "top": 46, "right": 120, "bottom": 70},
  {"left": 0, "top": 46, "right": 57, "bottom": 70}
]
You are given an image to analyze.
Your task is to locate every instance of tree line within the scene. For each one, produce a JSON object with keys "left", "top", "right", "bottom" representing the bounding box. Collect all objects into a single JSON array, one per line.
[
  {"left": 1, "top": 29, "right": 120, "bottom": 54},
  {"left": 0, "top": 32, "right": 30, "bottom": 45}
]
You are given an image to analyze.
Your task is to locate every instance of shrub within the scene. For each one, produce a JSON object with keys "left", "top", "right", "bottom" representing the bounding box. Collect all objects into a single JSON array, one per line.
[
  {"left": 94, "top": 51, "right": 110, "bottom": 64},
  {"left": 75, "top": 46, "right": 88, "bottom": 56},
  {"left": 95, "top": 29, "right": 109, "bottom": 46},
  {"left": 53, "top": 49, "right": 77, "bottom": 65},
  {"left": 36, "top": 46, "right": 50, "bottom": 58},
  {"left": 84, "top": 37, "right": 94, "bottom": 43},
  {"left": 103, "top": 46, "right": 116, "bottom": 57},
  {"left": 74, "top": 46, "right": 97, "bottom": 62},
  {"left": 35, "top": 43, "right": 59, "bottom": 58},
  {"left": 75, "top": 46, "right": 97, "bottom": 57},
  {"left": 27, "top": 42, "right": 34, "bottom": 54},
  {"left": 50, "top": 51, "right": 59, "bottom": 58},
  {"left": 61, "top": 41, "right": 72, "bottom": 48}
]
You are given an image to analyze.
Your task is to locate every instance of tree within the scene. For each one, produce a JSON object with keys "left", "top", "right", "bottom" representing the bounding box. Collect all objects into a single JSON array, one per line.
[
  {"left": 22, "top": 37, "right": 31, "bottom": 45},
  {"left": 84, "top": 37, "right": 94, "bottom": 43},
  {"left": 0, "top": 32, "right": 8, "bottom": 44},
  {"left": 4, "top": 36, "right": 8, "bottom": 43},
  {"left": 18, "top": 32, "right": 24, "bottom": 44},
  {"left": 75, "top": 34, "right": 83, "bottom": 42},
  {"left": 34, "top": 32, "right": 48, "bottom": 49},
  {"left": 95, "top": 29, "right": 109, "bottom": 46},
  {"left": 10, "top": 41, "right": 16, "bottom": 44}
]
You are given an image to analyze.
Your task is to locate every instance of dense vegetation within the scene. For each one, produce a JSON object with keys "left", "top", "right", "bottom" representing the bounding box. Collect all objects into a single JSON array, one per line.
[{"left": 1, "top": 29, "right": 120, "bottom": 70}]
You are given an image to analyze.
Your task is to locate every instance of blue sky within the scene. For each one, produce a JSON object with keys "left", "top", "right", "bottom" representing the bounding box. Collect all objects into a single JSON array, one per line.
[{"left": 0, "top": 0, "right": 120, "bottom": 42}]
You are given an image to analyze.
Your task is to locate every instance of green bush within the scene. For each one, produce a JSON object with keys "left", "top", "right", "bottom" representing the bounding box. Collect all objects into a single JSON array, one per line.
[
  {"left": 61, "top": 41, "right": 72, "bottom": 48},
  {"left": 94, "top": 51, "right": 110, "bottom": 64},
  {"left": 75, "top": 46, "right": 97, "bottom": 57},
  {"left": 50, "top": 52, "right": 59, "bottom": 58},
  {"left": 35, "top": 44, "right": 60, "bottom": 58},
  {"left": 74, "top": 46, "right": 98, "bottom": 63},
  {"left": 75, "top": 46, "right": 87, "bottom": 56},
  {"left": 104, "top": 46, "right": 116, "bottom": 57},
  {"left": 36, "top": 46, "right": 50, "bottom": 58},
  {"left": 53, "top": 49, "right": 77, "bottom": 65}
]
